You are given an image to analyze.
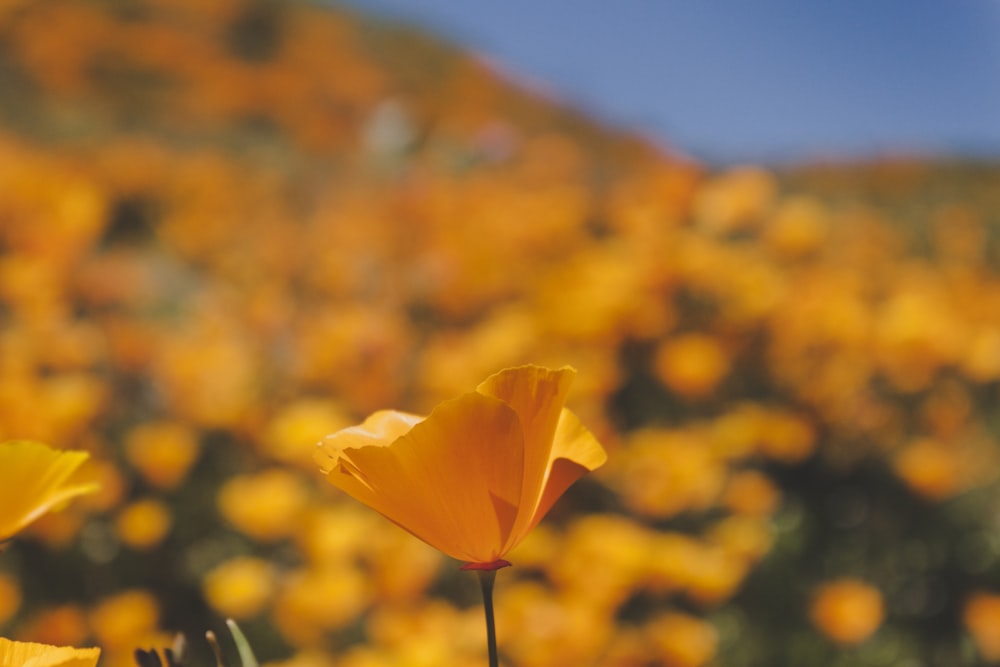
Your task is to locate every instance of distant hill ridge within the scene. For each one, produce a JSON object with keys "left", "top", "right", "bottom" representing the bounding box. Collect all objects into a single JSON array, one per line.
[
  {"left": 1, "top": 0, "right": 995, "bottom": 196},
  {"left": 0, "top": 0, "right": 669, "bottom": 168}
]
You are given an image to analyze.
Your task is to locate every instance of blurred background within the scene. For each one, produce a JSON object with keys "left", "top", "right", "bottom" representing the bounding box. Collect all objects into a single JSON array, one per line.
[
  {"left": 0, "top": 1, "right": 999, "bottom": 666},
  {"left": 342, "top": 0, "right": 1000, "bottom": 165}
]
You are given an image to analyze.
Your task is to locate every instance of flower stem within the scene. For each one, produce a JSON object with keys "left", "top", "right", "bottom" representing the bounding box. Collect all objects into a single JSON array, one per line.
[{"left": 477, "top": 569, "right": 499, "bottom": 667}]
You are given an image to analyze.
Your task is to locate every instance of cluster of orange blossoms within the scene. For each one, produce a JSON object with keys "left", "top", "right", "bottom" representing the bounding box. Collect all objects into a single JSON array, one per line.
[{"left": 1, "top": 1, "right": 999, "bottom": 666}]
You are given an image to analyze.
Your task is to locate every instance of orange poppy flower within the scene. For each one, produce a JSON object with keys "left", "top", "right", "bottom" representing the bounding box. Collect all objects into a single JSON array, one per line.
[
  {"left": 809, "top": 578, "right": 885, "bottom": 645},
  {"left": 315, "top": 365, "right": 607, "bottom": 568},
  {"left": 0, "top": 440, "right": 99, "bottom": 542},
  {"left": 0, "top": 637, "right": 100, "bottom": 667}
]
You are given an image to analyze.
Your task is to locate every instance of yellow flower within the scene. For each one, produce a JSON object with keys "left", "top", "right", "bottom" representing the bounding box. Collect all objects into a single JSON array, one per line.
[
  {"left": 645, "top": 612, "right": 718, "bottom": 667},
  {"left": 0, "top": 440, "right": 99, "bottom": 541},
  {"left": 0, "top": 637, "right": 99, "bottom": 667},
  {"left": 88, "top": 589, "right": 159, "bottom": 650},
  {"left": 115, "top": 498, "right": 173, "bottom": 550},
  {"left": 203, "top": 556, "right": 276, "bottom": 620},
  {"left": 315, "top": 365, "right": 607, "bottom": 567},
  {"left": 653, "top": 333, "right": 730, "bottom": 401},
  {"left": 217, "top": 468, "right": 310, "bottom": 542},
  {"left": 124, "top": 421, "right": 201, "bottom": 490}
]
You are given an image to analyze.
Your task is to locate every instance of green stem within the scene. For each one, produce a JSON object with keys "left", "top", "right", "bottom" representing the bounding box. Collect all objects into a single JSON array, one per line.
[{"left": 477, "top": 569, "right": 499, "bottom": 667}]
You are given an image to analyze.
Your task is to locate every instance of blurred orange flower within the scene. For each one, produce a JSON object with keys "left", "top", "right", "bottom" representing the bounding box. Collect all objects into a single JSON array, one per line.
[
  {"left": 315, "top": 365, "right": 607, "bottom": 567},
  {"left": 114, "top": 498, "right": 173, "bottom": 550},
  {"left": 203, "top": 556, "right": 276, "bottom": 620},
  {"left": 124, "top": 421, "right": 200, "bottom": 490},
  {"left": 645, "top": 611, "right": 718, "bottom": 667},
  {"left": 0, "top": 440, "right": 99, "bottom": 541},
  {"left": 809, "top": 578, "right": 884, "bottom": 645},
  {"left": 0, "top": 573, "right": 20, "bottom": 626},
  {"left": 16, "top": 605, "right": 89, "bottom": 648},
  {"left": 964, "top": 592, "right": 1000, "bottom": 661},
  {"left": 654, "top": 333, "right": 730, "bottom": 400},
  {"left": 0, "top": 638, "right": 99, "bottom": 667},
  {"left": 88, "top": 589, "right": 159, "bottom": 651},
  {"left": 217, "top": 468, "right": 310, "bottom": 542}
]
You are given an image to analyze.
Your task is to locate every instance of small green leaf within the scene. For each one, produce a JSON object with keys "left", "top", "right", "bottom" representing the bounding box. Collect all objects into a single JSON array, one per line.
[{"left": 226, "top": 619, "right": 259, "bottom": 667}]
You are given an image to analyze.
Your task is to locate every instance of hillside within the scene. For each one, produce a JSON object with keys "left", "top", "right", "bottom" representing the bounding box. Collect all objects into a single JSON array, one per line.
[{"left": 1, "top": 1, "right": 1000, "bottom": 666}]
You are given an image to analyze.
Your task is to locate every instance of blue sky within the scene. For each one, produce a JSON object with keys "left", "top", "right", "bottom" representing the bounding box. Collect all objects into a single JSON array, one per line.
[{"left": 337, "top": 0, "right": 1000, "bottom": 165}]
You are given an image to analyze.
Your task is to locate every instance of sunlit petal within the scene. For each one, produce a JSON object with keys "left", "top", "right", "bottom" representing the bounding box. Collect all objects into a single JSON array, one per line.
[
  {"left": 315, "top": 409, "right": 423, "bottom": 474},
  {"left": 0, "top": 638, "right": 100, "bottom": 667},
  {"left": 317, "top": 365, "right": 607, "bottom": 566},
  {"left": 0, "top": 441, "right": 100, "bottom": 541},
  {"left": 506, "top": 407, "right": 608, "bottom": 551},
  {"left": 323, "top": 393, "right": 524, "bottom": 563},
  {"left": 477, "top": 365, "right": 576, "bottom": 540}
]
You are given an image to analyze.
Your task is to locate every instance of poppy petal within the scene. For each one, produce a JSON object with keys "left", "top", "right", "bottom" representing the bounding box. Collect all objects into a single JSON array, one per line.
[
  {"left": 506, "top": 407, "right": 607, "bottom": 551},
  {"left": 478, "top": 366, "right": 576, "bottom": 543},
  {"left": 0, "top": 638, "right": 100, "bottom": 667},
  {"left": 0, "top": 441, "right": 99, "bottom": 541},
  {"left": 322, "top": 393, "right": 525, "bottom": 563},
  {"left": 314, "top": 410, "right": 423, "bottom": 474}
]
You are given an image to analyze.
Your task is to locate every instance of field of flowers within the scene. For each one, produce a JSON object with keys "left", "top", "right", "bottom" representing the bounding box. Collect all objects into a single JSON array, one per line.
[{"left": 2, "top": 1, "right": 1000, "bottom": 666}]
